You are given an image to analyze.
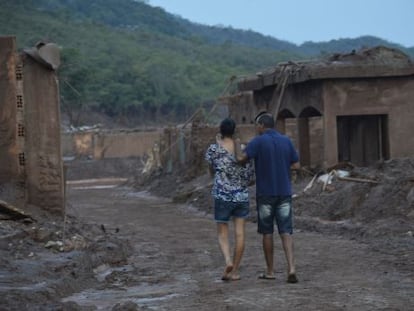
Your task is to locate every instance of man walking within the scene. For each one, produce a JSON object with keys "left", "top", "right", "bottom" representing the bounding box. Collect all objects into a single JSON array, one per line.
[{"left": 238, "top": 112, "right": 299, "bottom": 283}]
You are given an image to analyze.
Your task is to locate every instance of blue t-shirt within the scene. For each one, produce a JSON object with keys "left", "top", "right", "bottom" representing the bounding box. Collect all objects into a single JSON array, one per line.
[{"left": 245, "top": 129, "right": 299, "bottom": 196}]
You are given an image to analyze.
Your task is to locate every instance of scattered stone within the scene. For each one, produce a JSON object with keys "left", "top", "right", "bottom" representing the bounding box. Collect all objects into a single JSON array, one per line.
[
  {"left": 406, "top": 187, "right": 414, "bottom": 205},
  {"left": 29, "top": 226, "right": 53, "bottom": 242},
  {"left": 64, "top": 234, "right": 88, "bottom": 251},
  {"left": 45, "top": 240, "right": 64, "bottom": 252},
  {"left": 112, "top": 301, "right": 140, "bottom": 311}
]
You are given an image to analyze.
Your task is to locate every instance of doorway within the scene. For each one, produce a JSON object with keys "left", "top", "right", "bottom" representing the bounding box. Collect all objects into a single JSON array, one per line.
[{"left": 337, "top": 115, "right": 389, "bottom": 166}]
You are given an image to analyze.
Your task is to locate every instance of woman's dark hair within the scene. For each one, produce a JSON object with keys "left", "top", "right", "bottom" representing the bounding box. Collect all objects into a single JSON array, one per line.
[{"left": 220, "top": 118, "right": 236, "bottom": 138}]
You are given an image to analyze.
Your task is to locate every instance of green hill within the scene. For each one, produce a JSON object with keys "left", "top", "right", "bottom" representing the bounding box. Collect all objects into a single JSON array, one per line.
[{"left": 0, "top": 0, "right": 412, "bottom": 126}]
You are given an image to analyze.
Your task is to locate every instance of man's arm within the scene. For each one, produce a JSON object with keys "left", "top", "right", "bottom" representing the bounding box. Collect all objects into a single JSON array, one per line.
[
  {"left": 291, "top": 161, "right": 300, "bottom": 170},
  {"left": 237, "top": 153, "right": 250, "bottom": 165}
]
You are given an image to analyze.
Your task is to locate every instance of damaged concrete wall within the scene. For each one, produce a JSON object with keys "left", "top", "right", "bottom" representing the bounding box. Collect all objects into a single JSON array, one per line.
[
  {"left": 281, "top": 81, "right": 324, "bottom": 116},
  {"left": 322, "top": 77, "right": 414, "bottom": 167},
  {"left": 0, "top": 37, "right": 64, "bottom": 214},
  {"left": 224, "top": 92, "right": 256, "bottom": 125},
  {"left": 73, "top": 132, "right": 94, "bottom": 158},
  {"left": 0, "top": 37, "right": 24, "bottom": 206},
  {"left": 309, "top": 117, "right": 324, "bottom": 167},
  {"left": 62, "top": 130, "right": 162, "bottom": 159},
  {"left": 236, "top": 47, "right": 414, "bottom": 168},
  {"left": 22, "top": 53, "right": 64, "bottom": 214},
  {"left": 159, "top": 127, "right": 191, "bottom": 173},
  {"left": 94, "top": 131, "right": 161, "bottom": 160},
  {"left": 158, "top": 121, "right": 257, "bottom": 179},
  {"left": 265, "top": 76, "right": 414, "bottom": 167},
  {"left": 63, "top": 124, "right": 255, "bottom": 179},
  {"left": 236, "top": 124, "right": 257, "bottom": 144}
]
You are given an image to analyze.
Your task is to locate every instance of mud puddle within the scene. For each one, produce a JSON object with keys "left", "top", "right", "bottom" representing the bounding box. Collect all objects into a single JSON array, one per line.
[
  {"left": 66, "top": 178, "right": 128, "bottom": 190},
  {"left": 62, "top": 282, "right": 183, "bottom": 310}
]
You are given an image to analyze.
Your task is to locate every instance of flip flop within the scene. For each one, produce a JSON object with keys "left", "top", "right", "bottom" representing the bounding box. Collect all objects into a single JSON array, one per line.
[
  {"left": 287, "top": 273, "right": 298, "bottom": 283},
  {"left": 258, "top": 273, "right": 276, "bottom": 280}
]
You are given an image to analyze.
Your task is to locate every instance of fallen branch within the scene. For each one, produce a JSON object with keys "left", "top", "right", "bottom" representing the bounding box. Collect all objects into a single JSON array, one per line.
[
  {"left": 304, "top": 174, "right": 318, "bottom": 192},
  {"left": 322, "top": 170, "right": 336, "bottom": 191},
  {"left": 0, "top": 200, "right": 34, "bottom": 221},
  {"left": 300, "top": 167, "right": 315, "bottom": 176},
  {"left": 338, "top": 176, "right": 380, "bottom": 184}
]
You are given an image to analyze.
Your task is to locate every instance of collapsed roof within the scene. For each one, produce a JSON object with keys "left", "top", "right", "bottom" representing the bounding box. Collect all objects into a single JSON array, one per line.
[{"left": 238, "top": 46, "right": 414, "bottom": 91}]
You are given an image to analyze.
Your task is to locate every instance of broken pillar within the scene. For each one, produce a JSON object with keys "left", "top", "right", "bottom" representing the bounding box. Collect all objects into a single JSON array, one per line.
[{"left": 0, "top": 36, "right": 64, "bottom": 215}]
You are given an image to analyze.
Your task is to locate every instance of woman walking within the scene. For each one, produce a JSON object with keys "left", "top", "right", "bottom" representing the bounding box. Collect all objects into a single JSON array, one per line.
[{"left": 205, "top": 118, "right": 253, "bottom": 281}]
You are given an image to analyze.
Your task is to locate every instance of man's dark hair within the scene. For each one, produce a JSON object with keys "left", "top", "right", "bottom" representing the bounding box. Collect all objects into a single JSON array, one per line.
[
  {"left": 254, "top": 111, "right": 267, "bottom": 122},
  {"left": 220, "top": 118, "right": 236, "bottom": 138},
  {"left": 255, "top": 112, "right": 274, "bottom": 128}
]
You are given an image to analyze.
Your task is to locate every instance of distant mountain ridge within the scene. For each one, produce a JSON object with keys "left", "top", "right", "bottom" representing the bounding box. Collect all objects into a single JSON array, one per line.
[
  {"left": 174, "top": 18, "right": 414, "bottom": 57},
  {"left": 139, "top": 1, "right": 414, "bottom": 56},
  {"left": 28, "top": 0, "right": 413, "bottom": 56},
  {"left": 1, "top": 0, "right": 412, "bottom": 126}
]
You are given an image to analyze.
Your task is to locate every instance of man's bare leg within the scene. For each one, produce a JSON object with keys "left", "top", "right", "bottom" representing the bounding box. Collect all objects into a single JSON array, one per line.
[
  {"left": 280, "top": 234, "right": 295, "bottom": 274},
  {"left": 280, "top": 233, "right": 298, "bottom": 282},
  {"left": 262, "top": 233, "right": 274, "bottom": 277},
  {"left": 217, "top": 223, "right": 233, "bottom": 280}
]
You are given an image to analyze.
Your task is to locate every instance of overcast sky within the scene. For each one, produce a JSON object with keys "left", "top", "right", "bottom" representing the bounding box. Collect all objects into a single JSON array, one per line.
[{"left": 149, "top": 0, "right": 414, "bottom": 47}]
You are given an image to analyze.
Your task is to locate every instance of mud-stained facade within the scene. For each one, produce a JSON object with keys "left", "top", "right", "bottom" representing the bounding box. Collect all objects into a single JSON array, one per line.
[
  {"left": 221, "top": 91, "right": 256, "bottom": 125},
  {"left": 185, "top": 121, "right": 256, "bottom": 177},
  {"left": 0, "top": 37, "right": 24, "bottom": 206},
  {"left": 0, "top": 36, "right": 64, "bottom": 214},
  {"left": 61, "top": 121, "right": 254, "bottom": 181},
  {"left": 234, "top": 46, "right": 414, "bottom": 167},
  {"left": 62, "top": 129, "right": 162, "bottom": 160}
]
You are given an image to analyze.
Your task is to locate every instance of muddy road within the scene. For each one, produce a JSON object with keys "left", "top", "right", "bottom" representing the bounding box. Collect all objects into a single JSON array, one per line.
[{"left": 59, "top": 180, "right": 414, "bottom": 310}]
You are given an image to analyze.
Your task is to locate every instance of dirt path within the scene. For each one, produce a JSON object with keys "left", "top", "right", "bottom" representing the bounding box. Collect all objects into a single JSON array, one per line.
[{"left": 63, "top": 181, "right": 414, "bottom": 310}]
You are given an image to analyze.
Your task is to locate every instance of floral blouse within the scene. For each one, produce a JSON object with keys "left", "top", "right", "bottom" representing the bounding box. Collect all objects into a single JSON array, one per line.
[{"left": 205, "top": 143, "right": 254, "bottom": 202}]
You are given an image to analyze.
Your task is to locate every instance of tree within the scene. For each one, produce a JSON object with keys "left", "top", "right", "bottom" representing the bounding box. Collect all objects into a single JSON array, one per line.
[{"left": 59, "top": 48, "right": 92, "bottom": 126}]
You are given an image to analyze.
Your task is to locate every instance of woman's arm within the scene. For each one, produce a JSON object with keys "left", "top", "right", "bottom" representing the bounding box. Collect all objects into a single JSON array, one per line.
[{"left": 234, "top": 138, "right": 250, "bottom": 165}]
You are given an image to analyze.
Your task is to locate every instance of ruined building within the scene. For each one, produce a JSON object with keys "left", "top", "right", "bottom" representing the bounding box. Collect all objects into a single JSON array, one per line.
[
  {"left": 0, "top": 36, "right": 64, "bottom": 214},
  {"left": 228, "top": 46, "right": 414, "bottom": 167}
]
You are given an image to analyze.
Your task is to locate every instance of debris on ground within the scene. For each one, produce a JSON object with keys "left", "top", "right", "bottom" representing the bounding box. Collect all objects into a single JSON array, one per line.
[{"left": 1, "top": 157, "right": 413, "bottom": 309}]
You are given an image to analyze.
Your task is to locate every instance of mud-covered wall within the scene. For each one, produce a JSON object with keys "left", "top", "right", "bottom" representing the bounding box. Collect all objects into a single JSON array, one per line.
[
  {"left": 225, "top": 92, "right": 256, "bottom": 125},
  {"left": 23, "top": 55, "right": 64, "bottom": 214},
  {"left": 185, "top": 122, "right": 258, "bottom": 178},
  {"left": 281, "top": 81, "right": 324, "bottom": 117},
  {"left": 0, "top": 37, "right": 64, "bottom": 213},
  {"left": 236, "top": 124, "right": 257, "bottom": 145},
  {"left": 251, "top": 81, "right": 324, "bottom": 118},
  {"left": 0, "top": 38, "right": 18, "bottom": 181},
  {"left": 309, "top": 117, "right": 324, "bottom": 167},
  {"left": 0, "top": 37, "right": 24, "bottom": 206},
  {"left": 233, "top": 82, "right": 324, "bottom": 168},
  {"left": 158, "top": 122, "right": 257, "bottom": 179},
  {"left": 322, "top": 77, "right": 414, "bottom": 167},
  {"left": 246, "top": 75, "right": 413, "bottom": 168},
  {"left": 94, "top": 131, "right": 161, "bottom": 159},
  {"left": 62, "top": 130, "right": 162, "bottom": 159}
]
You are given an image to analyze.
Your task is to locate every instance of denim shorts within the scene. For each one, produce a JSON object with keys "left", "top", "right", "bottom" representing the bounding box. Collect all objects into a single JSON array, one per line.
[
  {"left": 256, "top": 195, "right": 293, "bottom": 234},
  {"left": 214, "top": 198, "right": 250, "bottom": 223}
]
